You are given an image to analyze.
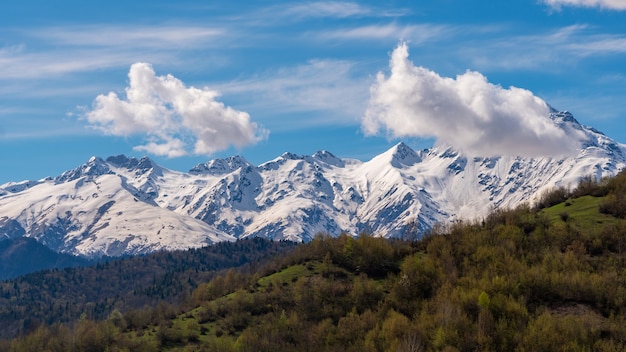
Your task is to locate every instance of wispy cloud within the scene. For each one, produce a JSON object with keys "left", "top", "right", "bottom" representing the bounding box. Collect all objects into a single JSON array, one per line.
[
  {"left": 28, "top": 25, "right": 225, "bottom": 48},
  {"left": 0, "top": 127, "right": 95, "bottom": 141},
  {"left": 565, "top": 37, "right": 626, "bottom": 55},
  {"left": 543, "top": 0, "right": 626, "bottom": 10},
  {"left": 0, "top": 24, "right": 232, "bottom": 80},
  {"left": 363, "top": 43, "right": 584, "bottom": 157},
  {"left": 313, "top": 23, "right": 452, "bottom": 42},
  {"left": 269, "top": 1, "right": 408, "bottom": 20},
  {"left": 0, "top": 47, "right": 161, "bottom": 79},
  {"left": 281, "top": 1, "right": 374, "bottom": 18},
  {"left": 458, "top": 25, "right": 626, "bottom": 71},
  {"left": 219, "top": 59, "right": 370, "bottom": 127},
  {"left": 84, "top": 63, "right": 267, "bottom": 157}
]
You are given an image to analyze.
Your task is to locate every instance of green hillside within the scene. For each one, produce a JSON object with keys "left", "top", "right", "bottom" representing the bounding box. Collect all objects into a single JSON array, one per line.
[
  {"left": 0, "top": 238, "right": 297, "bottom": 340},
  {"left": 3, "top": 172, "right": 626, "bottom": 351},
  {"left": 543, "top": 195, "right": 616, "bottom": 226}
]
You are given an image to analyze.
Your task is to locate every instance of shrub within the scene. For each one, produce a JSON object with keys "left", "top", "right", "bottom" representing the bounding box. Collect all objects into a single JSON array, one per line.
[{"left": 535, "top": 187, "right": 570, "bottom": 210}]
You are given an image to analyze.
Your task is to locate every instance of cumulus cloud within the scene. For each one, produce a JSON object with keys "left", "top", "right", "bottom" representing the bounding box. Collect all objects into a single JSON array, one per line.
[
  {"left": 362, "top": 43, "right": 583, "bottom": 157},
  {"left": 85, "top": 63, "right": 267, "bottom": 157},
  {"left": 543, "top": 0, "right": 626, "bottom": 10}
]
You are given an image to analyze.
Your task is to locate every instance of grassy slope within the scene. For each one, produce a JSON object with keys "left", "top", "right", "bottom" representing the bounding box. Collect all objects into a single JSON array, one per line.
[
  {"left": 135, "top": 261, "right": 375, "bottom": 350},
  {"left": 542, "top": 195, "right": 618, "bottom": 228}
]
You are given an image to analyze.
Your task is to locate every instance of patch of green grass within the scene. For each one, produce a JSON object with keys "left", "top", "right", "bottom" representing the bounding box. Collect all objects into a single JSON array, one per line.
[
  {"left": 256, "top": 262, "right": 319, "bottom": 288},
  {"left": 542, "top": 195, "right": 621, "bottom": 228}
]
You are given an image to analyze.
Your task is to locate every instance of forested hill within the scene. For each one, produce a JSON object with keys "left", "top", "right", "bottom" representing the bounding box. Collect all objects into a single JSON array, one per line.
[
  {"left": 2, "top": 171, "right": 626, "bottom": 350},
  {"left": 0, "top": 238, "right": 297, "bottom": 339}
]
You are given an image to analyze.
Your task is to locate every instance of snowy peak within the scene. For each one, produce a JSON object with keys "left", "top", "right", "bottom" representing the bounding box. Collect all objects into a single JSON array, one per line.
[
  {"left": 280, "top": 152, "right": 303, "bottom": 161},
  {"left": 550, "top": 110, "right": 578, "bottom": 125},
  {"left": 106, "top": 155, "right": 158, "bottom": 173},
  {"left": 259, "top": 152, "right": 305, "bottom": 171},
  {"left": 189, "top": 155, "right": 252, "bottom": 175},
  {"left": 372, "top": 142, "right": 422, "bottom": 169},
  {"left": 550, "top": 110, "right": 587, "bottom": 143},
  {"left": 390, "top": 142, "right": 421, "bottom": 167},
  {"left": 312, "top": 150, "right": 345, "bottom": 168},
  {"left": 55, "top": 156, "right": 112, "bottom": 183}
]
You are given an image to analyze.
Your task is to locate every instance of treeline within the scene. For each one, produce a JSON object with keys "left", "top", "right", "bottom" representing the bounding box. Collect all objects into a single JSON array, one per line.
[{"left": 0, "top": 238, "right": 297, "bottom": 339}]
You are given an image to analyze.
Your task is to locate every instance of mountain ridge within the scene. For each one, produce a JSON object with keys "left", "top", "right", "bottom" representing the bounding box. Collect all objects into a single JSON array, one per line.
[{"left": 1, "top": 110, "right": 625, "bottom": 259}]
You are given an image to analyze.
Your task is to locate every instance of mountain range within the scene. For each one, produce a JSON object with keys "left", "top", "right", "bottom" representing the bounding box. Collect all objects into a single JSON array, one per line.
[{"left": 1, "top": 110, "right": 625, "bottom": 259}]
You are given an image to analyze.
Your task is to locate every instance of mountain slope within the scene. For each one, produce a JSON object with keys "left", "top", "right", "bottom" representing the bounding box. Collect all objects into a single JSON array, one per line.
[
  {"left": 0, "top": 157, "right": 235, "bottom": 258},
  {"left": 1, "top": 110, "right": 625, "bottom": 258},
  {"left": 421, "top": 111, "right": 626, "bottom": 221}
]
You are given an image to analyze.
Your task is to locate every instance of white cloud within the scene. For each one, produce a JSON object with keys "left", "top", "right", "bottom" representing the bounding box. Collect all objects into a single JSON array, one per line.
[
  {"left": 134, "top": 138, "right": 188, "bottom": 158},
  {"left": 84, "top": 63, "right": 267, "bottom": 157},
  {"left": 362, "top": 43, "right": 583, "bottom": 157},
  {"left": 544, "top": 0, "right": 626, "bottom": 10}
]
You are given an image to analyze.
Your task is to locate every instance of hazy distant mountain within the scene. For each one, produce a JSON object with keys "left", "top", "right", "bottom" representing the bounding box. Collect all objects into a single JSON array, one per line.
[
  {"left": 1, "top": 111, "right": 625, "bottom": 259},
  {"left": 0, "top": 237, "right": 88, "bottom": 280}
]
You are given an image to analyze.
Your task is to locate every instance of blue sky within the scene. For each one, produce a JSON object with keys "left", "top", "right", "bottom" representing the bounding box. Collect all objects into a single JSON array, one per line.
[{"left": 1, "top": 0, "right": 625, "bottom": 184}]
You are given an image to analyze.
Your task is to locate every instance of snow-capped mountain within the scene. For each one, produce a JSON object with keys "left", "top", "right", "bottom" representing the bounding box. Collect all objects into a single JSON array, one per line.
[{"left": 1, "top": 111, "right": 625, "bottom": 258}]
